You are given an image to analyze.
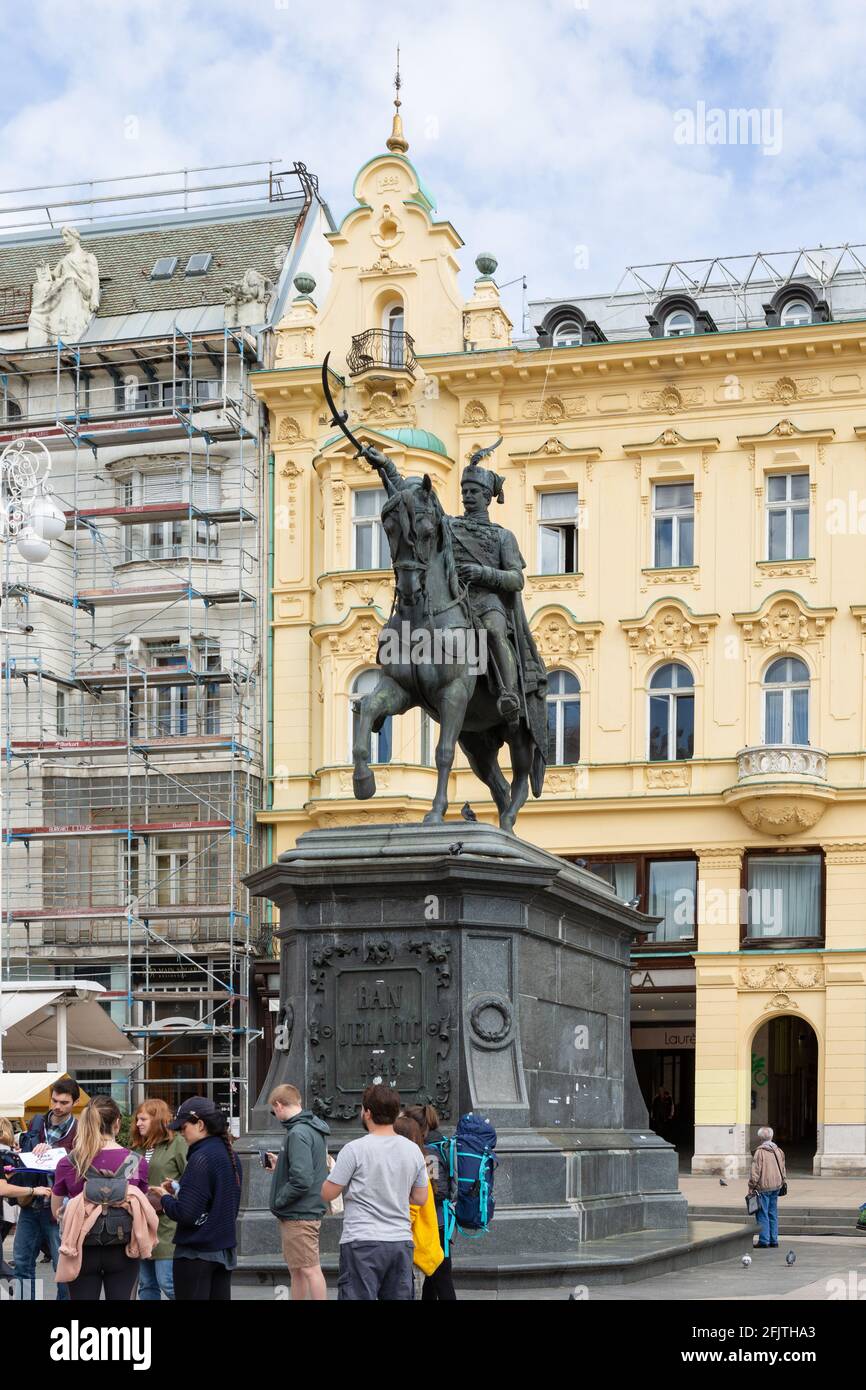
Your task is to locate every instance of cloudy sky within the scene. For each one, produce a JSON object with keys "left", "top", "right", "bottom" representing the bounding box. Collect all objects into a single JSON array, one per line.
[{"left": 2, "top": 0, "right": 864, "bottom": 328}]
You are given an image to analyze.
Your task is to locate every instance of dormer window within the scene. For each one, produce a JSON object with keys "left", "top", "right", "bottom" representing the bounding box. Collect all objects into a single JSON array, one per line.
[
  {"left": 536, "top": 306, "right": 607, "bottom": 348},
  {"left": 780, "top": 298, "right": 811, "bottom": 327},
  {"left": 151, "top": 257, "right": 178, "bottom": 280},
  {"left": 763, "top": 283, "right": 830, "bottom": 329},
  {"left": 552, "top": 319, "right": 583, "bottom": 347},
  {"left": 664, "top": 309, "right": 695, "bottom": 337},
  {"left": 648, "top": 295, "right": 716, "bottom": 339}
]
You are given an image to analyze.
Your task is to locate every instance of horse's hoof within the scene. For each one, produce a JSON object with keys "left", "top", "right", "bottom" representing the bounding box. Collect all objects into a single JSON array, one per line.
[
  {"left": 499, "top": 816, "right": 516, "bottom": 834},
  {"left": 353, "top": 770, "right": 376, "bottom": 800},
  {"left": 422, "top": 810, "right": 444, "bottom": 825}
]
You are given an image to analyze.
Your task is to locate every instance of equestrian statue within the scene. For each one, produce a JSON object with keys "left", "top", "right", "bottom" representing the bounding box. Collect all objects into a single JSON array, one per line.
[{"left": 322, "top": 355, "right": 548, "bottom": 833}]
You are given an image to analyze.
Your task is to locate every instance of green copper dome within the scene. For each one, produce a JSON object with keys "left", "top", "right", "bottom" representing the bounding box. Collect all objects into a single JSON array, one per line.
[{"left": 322, "top": 426, "right": 449, "bottom": 457}]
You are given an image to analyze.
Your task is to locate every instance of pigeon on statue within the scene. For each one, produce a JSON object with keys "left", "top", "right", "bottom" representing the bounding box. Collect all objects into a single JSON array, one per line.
[{"left": 460, "top": 802, "right": 478, "bottom": 822}]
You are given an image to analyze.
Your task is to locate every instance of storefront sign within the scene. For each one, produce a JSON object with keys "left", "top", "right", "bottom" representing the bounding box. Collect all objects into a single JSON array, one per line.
[{"left": 631, "top": 1027, "right": 696, "bottom": 1049}]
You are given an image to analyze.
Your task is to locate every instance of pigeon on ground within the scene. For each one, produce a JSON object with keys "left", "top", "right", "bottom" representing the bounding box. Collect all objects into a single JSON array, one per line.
[
  {"left": 786, "top": 1250, "right": 796, "bottom": 1266},
  {"left": 742, "top": 1255, "right": 752, "bottom": 1267},
  {"left": 719, "top": 1178, "right": 728, "bottom": 1186},
  {"left": 460, "top": 802, "right": 478, "bottom": 822}
]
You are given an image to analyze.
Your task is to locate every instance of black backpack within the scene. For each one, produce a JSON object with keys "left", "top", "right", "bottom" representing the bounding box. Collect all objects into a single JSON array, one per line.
[{"left": 82, "top": 1152, "right": 140, "bottom": 1247}]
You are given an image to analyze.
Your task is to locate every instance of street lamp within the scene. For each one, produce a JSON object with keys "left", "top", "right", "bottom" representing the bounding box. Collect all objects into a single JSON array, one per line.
[
  {"left": 0, "top": 436, "right": 64, "bottom": 1073},
  {"left": 0, "top": 437, "right": 65, "bottom": 562}
]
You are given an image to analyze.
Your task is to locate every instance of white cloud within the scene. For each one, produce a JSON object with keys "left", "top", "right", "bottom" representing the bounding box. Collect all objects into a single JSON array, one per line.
[{"left": 1, "top": 0, "right": 865, "bottom": 307}]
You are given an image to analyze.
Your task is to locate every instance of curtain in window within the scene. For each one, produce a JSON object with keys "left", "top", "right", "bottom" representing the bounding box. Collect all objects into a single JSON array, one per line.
[
  {"left": 648, "top": 860, "right": 696, "bottom": 941},
  {"left": 747, "top": 855, "right": 821, "bottom": 938},
  {"left": 792, "top": 688, "right": 809, "bottom": 744}
]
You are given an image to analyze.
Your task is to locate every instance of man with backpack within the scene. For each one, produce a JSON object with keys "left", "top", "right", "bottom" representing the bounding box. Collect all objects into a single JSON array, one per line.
[
  {"left": 13, "top": 1078, "right": 81, "bottom": 1300},
  {"left": 322, "top": 1083, "right": 428, "bottom": 1301},
  {"left": 264, "top": 1083, "right": 330, "bottom": 1301}
]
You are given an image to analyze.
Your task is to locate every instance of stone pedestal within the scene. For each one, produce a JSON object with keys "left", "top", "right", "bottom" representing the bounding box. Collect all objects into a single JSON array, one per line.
[{"left": 240, "top": 823, "right": 687, "bottom": 1269}]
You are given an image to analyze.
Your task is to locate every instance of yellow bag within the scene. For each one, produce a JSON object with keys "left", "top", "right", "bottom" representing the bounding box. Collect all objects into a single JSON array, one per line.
[{"left": 410, "top": 1183, "right": 444, "bottom": 1277}]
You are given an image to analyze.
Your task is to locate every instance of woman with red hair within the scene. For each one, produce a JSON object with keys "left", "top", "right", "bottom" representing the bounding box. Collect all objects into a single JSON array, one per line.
[{"left": 131, "top": 1099, "right": 187, "bottom": 1300}]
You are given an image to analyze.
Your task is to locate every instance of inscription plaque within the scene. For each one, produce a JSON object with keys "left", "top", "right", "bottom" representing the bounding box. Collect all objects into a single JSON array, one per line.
[{"left": 336, "top": 967, "right": 424, "bottom": 1093}]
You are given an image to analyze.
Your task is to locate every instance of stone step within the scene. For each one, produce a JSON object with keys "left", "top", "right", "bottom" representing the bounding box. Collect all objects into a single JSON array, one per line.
[
  {"left": 690, "top": 1205, "right": 864, "bottom": 1236},
  {"left": 235, "top": 1218, "right": 753, "bottom": 1291}
]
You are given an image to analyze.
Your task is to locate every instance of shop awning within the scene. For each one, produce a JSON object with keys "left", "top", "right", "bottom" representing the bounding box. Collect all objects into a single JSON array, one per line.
[
  {"left": 0, "top": 1072, "right": 66, "bottom": 1119},
  {"left": 0, "top": 980, "right": 142, "bottom": 1075}
]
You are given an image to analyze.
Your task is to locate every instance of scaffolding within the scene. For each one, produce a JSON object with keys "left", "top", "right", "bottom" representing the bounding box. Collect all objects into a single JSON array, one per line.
[{"left": 1, "top": 325, "right": 265, "bottom": 1125}]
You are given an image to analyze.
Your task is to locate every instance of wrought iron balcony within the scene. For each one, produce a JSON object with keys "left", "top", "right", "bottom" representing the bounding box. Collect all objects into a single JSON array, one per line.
[
  {"left": 736, "top": 744, "right": 827, "bottom": 783},
  {"left": 347, "top": 329, "right": 417, "bottom": 378}
]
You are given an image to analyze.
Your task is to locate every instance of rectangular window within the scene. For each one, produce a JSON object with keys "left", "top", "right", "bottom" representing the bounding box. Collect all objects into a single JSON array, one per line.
[
  {"left": 56, "top": 690, "right": 67, "bottom": 738},
  {"left": 652, "top": 482, "right": 694, "bottom": 567},
  {"left": 586, "top": 860, "right": 638, "bottom": 903},
  {"left": 120, "top": 837, "right": 141, "bottom": 901},
  {"left": 154, "top": 835, "right": 191, "bottom": 906},
  {"left": 746, "top": 853, "right": 822, "bottom": 940},
  {"left": 766, "top": 472, "right": 809, "bottom": 560},
  {"left": 538, "top": 491, "right": 579, "bottom": 574},
  {"left": 648, "top": 859, "right": 697, "bottom": 942},
  {"left": 352, "top": 488, "right": 388, "bottom": 569},
  {"left": 198, "top": 640, "right": 221, "bottom": 735}
]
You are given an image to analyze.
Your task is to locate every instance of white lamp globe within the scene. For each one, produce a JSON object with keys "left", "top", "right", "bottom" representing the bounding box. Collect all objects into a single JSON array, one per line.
[
  {"left": 16, "top": 525, "right": 51, "bottom": 563},
  {"left": 30, "top": 491, "right": 66, "bottom": 542}
]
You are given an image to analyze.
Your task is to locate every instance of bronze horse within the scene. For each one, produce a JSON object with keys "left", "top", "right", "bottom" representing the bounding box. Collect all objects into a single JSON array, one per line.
[{"left": 323, "top": 357, "right": 547, "bottom": 831}]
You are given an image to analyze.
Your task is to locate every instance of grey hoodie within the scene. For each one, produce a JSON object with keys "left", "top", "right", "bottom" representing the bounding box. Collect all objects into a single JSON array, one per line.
[{"left": 269, "top": 1110, "right": 331, "bottom": 1221}]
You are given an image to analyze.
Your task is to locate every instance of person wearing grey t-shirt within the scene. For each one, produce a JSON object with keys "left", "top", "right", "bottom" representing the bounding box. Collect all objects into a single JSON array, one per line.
[{"left": 322, "top": 1083, "right": 428, "bottom": 1301}]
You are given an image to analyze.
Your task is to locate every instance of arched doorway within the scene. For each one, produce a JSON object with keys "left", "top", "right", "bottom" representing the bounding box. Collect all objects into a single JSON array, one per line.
[{"left": 750, "top": 1016, "right": 818, "bottom": 1172}]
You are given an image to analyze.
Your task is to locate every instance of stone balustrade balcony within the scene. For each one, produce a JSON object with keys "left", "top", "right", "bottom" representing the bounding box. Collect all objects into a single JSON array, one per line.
[
  {"left": 724, "top": 743, "right": 834, "bottom": 836},
  {"left": 736, "top": 743, "right": 828, "bottom": 783}
]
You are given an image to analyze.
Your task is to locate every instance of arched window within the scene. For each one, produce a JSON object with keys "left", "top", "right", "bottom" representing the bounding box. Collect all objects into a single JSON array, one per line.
[
  {"left": 648, "top": 662, "right": 694, "bottom": 762},
  {"left": 763, "top": 657, "right": 809, "bottom": 744},
  {"left": 349, "top": 669, "right": 392, "bottom": 764},
  {"left": 383, "top": 301, "right": 405, "bottom": 368},
  {"left": 780, "top": 298, "right": 812, "bottom": 327},
  {"left": 546, "top": 669, "right": 580, "bottom": 764},
  {"left": 552, "top": 319, "right": 583, "bottom": 347},
  {"left": 664, "top": 309, "right": 695, "bottom": 337}
]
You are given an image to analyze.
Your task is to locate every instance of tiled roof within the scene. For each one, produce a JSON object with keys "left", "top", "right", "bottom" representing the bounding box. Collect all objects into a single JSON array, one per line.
[{"left": 0, "top": 206, "right": 301, "bottom": 317}]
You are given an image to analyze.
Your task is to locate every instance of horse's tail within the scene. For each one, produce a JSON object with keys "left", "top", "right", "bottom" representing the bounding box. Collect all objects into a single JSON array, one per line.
[{"left": 530, "top": 745, "right": 546, "bottom": 798}]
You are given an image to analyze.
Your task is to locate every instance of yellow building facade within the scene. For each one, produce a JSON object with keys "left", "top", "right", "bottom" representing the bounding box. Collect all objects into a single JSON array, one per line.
[{"left": 254, "top": 116, "right": 866, "bottom": 1177}]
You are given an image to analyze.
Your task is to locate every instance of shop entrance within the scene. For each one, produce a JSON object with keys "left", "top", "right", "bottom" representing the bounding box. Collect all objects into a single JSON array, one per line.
[
  {"left": 751, "top": 1016, "right": 818, "bottom": 1171},
  {"left": 633, "top": 1042, "right": 695, "bottom": 1161}
]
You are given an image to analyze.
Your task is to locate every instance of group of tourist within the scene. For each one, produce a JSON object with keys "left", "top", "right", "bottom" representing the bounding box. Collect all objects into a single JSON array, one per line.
[
  {"left": 0, "top": 1079, "right": 240, "bottom": 1301},
  {"left": 0, "top": 1076, "right": 457, "bottom": 1301},
  {"left": 265, "top": 1081, "right": 457, "bottom": 1301}
]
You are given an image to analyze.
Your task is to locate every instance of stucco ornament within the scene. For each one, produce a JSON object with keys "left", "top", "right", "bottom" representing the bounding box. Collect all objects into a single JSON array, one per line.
[{"left": 27, "top": 226, "right": 100, "bottom": 346}]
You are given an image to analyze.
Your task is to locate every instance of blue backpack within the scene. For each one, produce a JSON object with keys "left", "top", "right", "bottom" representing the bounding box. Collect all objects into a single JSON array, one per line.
[{"left": 429, "top": 1112, "right": 497, "bottom": 1256}]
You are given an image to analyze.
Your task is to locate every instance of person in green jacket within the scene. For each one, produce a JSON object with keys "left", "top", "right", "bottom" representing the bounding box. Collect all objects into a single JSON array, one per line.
[
  {"left": 265, "top": 1084, "right": 330, "bottom": 1301},
  {"left": 132, "top": 1099, "right": 187, "bottom": 1300}
]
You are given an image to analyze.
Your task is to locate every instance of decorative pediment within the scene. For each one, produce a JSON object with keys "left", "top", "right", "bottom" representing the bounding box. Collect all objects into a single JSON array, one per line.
[
  {"left": 621, "top": 599, "right": 719, "bottom": 657},
  {"left": 737, "top": 419, "right": 835, "bottom": 447},
  {"left": 733, "top": 592, "right": 836, "bottom": 647},
  {"left": 530, "top": 607, "right": 602, "bottom": 660},
  {"left": 623, "top": 428, "right": 720, "bottom": 455},
  {"left": 311, "top": 607, "right": 387, "bottom": 662},
  {"left": 510, "top": 437, "right": 603, "bottom": 461}
]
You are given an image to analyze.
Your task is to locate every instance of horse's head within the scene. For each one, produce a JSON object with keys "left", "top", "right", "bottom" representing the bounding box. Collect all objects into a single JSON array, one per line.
[{"left": 380, "top": 474, "right": 444, "bottom": 612}]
